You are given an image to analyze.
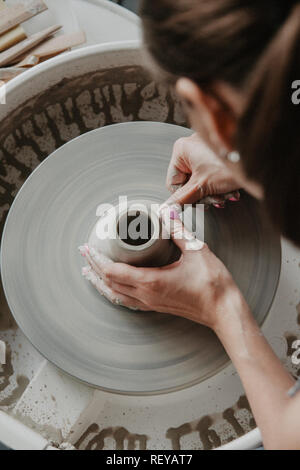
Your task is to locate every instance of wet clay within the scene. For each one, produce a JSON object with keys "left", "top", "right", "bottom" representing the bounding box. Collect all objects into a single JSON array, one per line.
[
  {"left": 166, "top": 395, "right": 255, "bottom": 450},
  {"left": 0, "top": 345, "right": 29, "bottom": 408},
  {"left": 75, "top": 423, "right": 148, "bottom": 450},
  {"left": 0, "top": 375, "right": 29, "bottom": 406},
  {"left": 285, "top": 334, "right": 298, "bottom": 357},
  {"left": 0, "top": 279, "right": 16, "bottom": 331},
  {"left": 0, "top": 344, "right": 13, "bottom": 392},
  {"left": 76, "top": 395, "right": 255, "bottom": 451},
  {"left": 284, "top": 333, "right": 300, "bottom": 378},
  {"left": 13, "top": 410, "right": 63, "bottom": 444}
]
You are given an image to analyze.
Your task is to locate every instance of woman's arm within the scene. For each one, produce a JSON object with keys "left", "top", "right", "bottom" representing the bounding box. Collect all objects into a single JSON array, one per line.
[
  {"left": 81, "top": 209, "right": 299, "bottom": 450},
  {"left": 81, "top": 134, "right": 300, "bottom": 449},
  {"left": 165, "top": 135, "right": 300, "bottom": 449},
  {"left": 214, "top": 289, "right": 298, "bottom": 449}
]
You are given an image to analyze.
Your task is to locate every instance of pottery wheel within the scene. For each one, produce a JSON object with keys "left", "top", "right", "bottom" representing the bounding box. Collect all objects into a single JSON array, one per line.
[{"left": 1, "top": 122, "right": 281, "bottom": 394}]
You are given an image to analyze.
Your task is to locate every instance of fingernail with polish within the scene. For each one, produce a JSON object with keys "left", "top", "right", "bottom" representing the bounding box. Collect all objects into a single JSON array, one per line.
[
  {"left": 170, "top": 207, "right": 181, "bottom": 220},
  {"left": 79, "top": 246, "right": 87, "bottom": 257}
]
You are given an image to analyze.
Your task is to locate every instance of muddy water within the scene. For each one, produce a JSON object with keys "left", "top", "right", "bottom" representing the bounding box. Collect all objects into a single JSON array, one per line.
[
  {"left": 75, "top": 395, "right": 255, "bottom": 451},
  {"left": 75, "top": 423, "right": 148, "bottom": 450}
]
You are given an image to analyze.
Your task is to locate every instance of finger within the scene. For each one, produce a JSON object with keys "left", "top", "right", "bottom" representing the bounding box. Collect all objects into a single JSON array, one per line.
[
  {"left": 166, "top": 186, "right": 241, "bottom": 208},
  {"left": 166, "top": 137, "right": 191, "bottom": 191},
  {"left": 79, "top": 245, "right": 113, "bottom": 273},
  {"left": 109, "top": 281, "right": 138, "bottom": 298},
  {"left": 82, "top": 266, "right": 149, "bottom": 311},
  {"left": 82, "top": 265, "right": 115, "bottom": 299},
  {"left": 101, "top": 261, "right": 146, "bottom": 288},
  {"left": 79, "top": 245, "right": 147, "bottom": 288},
  {"left": 209, "top": 190, "right": 240, "bottom": 208},
  {"left": 108, "top": 281, "right": 151, "bottom": 311},
  {"left": 85, "top": 252, "right": 101, "bottom": 276},
  {"left": 200, "top": 195, "right": 227, "bottom": 206},
  {"left": 165, "top": 179, "right": 203, "bottom": 207},
  {"left": 79, "top": 245, "right": 115, "bottom": 282},
  {"left": 166, "top": 165, "right": 189, "bottom": 192},
  {"left": 225, "top": 190, "right": 240, "bottom": 202},
  {"left": 87, "top": 248, "right": 112, "bottom": 279},
  {"left": 169, "top": 183, "right": 183, "bottom": 194},
  {"left": 202, "top": 191, "right": 240, "bottom": 206},
  {"left": 161, "top": 206, "right": 205, "bottom": 253}
]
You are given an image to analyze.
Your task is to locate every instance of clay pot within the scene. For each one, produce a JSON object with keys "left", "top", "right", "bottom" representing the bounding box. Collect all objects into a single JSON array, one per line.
[{"left": 88, "top": 199, "right": 180, "bottom": 267}]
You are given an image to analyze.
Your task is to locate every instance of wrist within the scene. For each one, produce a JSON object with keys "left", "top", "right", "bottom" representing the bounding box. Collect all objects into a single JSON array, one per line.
[{"left": 212, "top": 284, "right": 252, "bottom": 334}]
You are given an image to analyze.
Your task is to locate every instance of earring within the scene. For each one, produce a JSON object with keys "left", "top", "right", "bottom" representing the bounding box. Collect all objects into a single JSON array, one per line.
[
  {"left": 226, "top": 151, "right": 240, "bottom": 163},
  {"left": 212, "top": 138, "right": 241, "bottom": 164}
]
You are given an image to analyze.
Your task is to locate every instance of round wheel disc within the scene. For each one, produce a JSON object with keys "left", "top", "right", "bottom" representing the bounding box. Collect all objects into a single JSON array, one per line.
[{"left": 1, "top": 122, "right": 281, "bottom": 394}]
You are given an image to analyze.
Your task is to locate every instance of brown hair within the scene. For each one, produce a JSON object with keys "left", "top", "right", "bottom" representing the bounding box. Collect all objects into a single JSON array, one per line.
[{"left": 140, "top": 0, "right": 300, "bottom": 245}]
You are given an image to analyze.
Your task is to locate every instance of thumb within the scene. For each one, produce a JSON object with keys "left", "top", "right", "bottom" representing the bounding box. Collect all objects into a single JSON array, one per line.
[{"left": 161, "top": 206, "right": 205, "bottom": 253}]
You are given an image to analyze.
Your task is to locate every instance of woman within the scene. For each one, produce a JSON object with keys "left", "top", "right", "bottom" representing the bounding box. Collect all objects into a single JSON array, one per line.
[{"left": 82, "top": 0, "right": 300, "bottom": 449}]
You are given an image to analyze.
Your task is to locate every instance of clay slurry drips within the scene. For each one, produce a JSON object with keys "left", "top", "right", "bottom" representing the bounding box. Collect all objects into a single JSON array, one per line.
[{"left": 118, "top": 211, "right": 154, "bottom": 247}]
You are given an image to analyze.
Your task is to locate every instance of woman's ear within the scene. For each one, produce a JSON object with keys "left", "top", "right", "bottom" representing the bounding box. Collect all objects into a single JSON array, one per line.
[
  {"left": 176, "top": 78, "right": 237, "bottom": 156},
  {"left": 176, "top": 79, "right": 264, "bottom": 200}
]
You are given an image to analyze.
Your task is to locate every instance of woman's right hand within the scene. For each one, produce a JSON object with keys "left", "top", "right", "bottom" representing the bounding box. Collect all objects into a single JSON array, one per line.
[
  {"left": 82, "top": 207, "right": 246, "bottom": 330},
  {"left": 166, "top": 133, "right": 241, "bottom": 208}
]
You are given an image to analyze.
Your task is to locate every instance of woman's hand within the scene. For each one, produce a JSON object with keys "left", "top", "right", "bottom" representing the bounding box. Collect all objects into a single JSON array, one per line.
[
  {"left": 80, "top": 207, "right": 243, "bottom": 330},
  {"left": 166, "top": 133, "right": 241, "bottom": 208},
  {"left": 80, "top": 208, "right": 299, "bottom": 451}
]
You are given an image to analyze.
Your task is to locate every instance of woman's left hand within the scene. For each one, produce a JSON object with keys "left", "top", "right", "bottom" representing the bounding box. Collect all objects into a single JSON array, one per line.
[{"left": 80, "top": 206, "right": 241, "bottom": 329}]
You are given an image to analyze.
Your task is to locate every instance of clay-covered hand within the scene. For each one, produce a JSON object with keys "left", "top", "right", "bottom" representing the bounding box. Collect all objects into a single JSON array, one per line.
[
  {"left": 81, "top": 207, "right": 244, "bottom": 330},
  {"left": 166, "top": 133, "right": 241, "bottom": 208},
  {"left": 79, "top": 245, "right": 142, "bottom": 311}
]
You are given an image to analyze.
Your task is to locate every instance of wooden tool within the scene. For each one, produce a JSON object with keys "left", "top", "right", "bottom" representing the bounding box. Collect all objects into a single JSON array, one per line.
[
  {"left": 0, "top": 0, "right": 27, "bottom": 52},
  {"left": 0, "top": 66, "right": 25, "bottom": 79},
  {"left": 0, "top": 0, "right": 47, "bottom": 36},
  {"left": 0, "top": 24, "right": 62, "bottom": 67},
  {"left": 0, "top": 26, "right": 27, "bottom": 52},
  {"left": 16, "top": 31, "right": 86, "bottom": 66}
]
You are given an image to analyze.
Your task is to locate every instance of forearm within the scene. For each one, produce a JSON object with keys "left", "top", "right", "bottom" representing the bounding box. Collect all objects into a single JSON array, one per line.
[{"left": 214, "top": 288, "right": 295, "bottom": 449}]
